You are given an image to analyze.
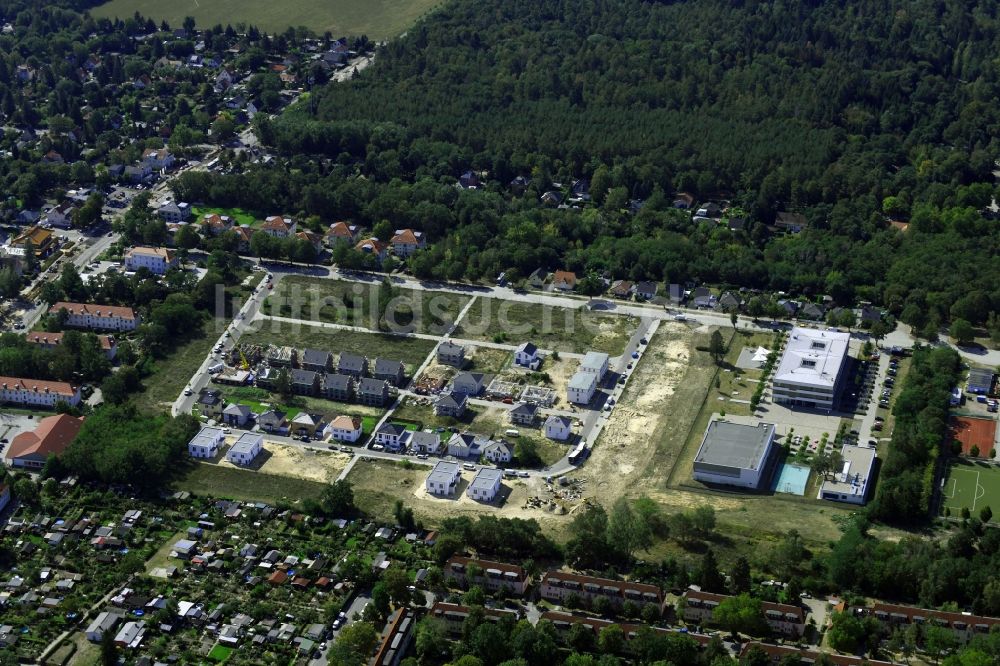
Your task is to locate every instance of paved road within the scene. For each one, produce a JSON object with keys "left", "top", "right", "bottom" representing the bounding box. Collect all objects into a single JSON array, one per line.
[{"left": 171, "top": 272, "right": 269, "bottom": 416}]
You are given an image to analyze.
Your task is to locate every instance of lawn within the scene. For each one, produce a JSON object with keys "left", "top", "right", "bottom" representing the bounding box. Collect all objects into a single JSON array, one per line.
[
  {"left": 90, "top": 0, "right": 444, "bottom": 39},
  {"left": 452, "top": 299, "right": 638, "bottom": 355},
  {"left": 216, "top": 386, "right": 386, "bottom": 425},
  {"left": 190, "top": 205, "right": 258, "bottom": 227},
  {"left": 264, "top": 275, "right": 471, "bottom": 336},
  {"left": 135, "top": 317, "right": 222, "bottom": 413},
  {"left": 941, "top": 459, "right": 1000, "bottom": 521},
  {"left": 208, "top": 645, "right": 234, "bottom": 663},
  {"left": 176, "top": 463, "right": 329, "bottom": 504},
  {"left": 244, "top": 323, "right": 436, "bottom": 375}
]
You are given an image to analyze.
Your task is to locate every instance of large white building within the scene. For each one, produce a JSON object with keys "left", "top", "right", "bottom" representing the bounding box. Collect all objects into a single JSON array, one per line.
[
  {"left": 188, "top": 426, "right": 225, "bottom": 459},
  {"left": 819, "top": 444, "right": 876, "bottom": 505},
  {"left": 125, "top": 246, "right": 177, "bottom": 274},
  {"left": 0, "top": 376, "right": 80, "bottom": 408},
  {"left": 51, "top": 302, "right": 140, "bottom": 331},
  {"left": 771, "top": 327, "right": 850, "bottom": 411},
  {"left": 692, "top": 419, "right": 777, "bottom": 489},
  {"left": 567, "top": 371, "right": 597, "bottom": 405}
]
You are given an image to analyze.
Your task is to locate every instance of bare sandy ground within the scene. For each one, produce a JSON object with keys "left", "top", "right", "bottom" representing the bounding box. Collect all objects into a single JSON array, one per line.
[{"left": 216, "top": 440, "right": 350, "bottom": 483}]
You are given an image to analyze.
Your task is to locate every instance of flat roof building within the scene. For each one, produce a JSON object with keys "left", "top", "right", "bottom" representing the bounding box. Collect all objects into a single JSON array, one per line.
[
  {"left": 967, "top": 367, "right": 995, "bottom": 395},
  {"left": 426, "top": 461, "right": 462, "bottom": 496},
  {"left": 693, "top": 419, "right": 776, "bottom": 489},
  {"left": 467, "top": 468, "right": 503, "bottom": 502},
  {"left": 771, "top": 327, "right": 850, "bottom": 411},
  {"left": 819, "top": 444, "right": 876, "bottom": 505}
]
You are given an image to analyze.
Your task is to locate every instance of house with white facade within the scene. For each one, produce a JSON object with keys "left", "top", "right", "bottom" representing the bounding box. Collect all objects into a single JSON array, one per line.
[
  {"left": 222, "top": 403, "right": 253, "bottom": 427},
  {"left": 0, "top": 376, "right": 80, "bottom": 408},
  {"left": 467, "top": 468, "right": 503, "bottom": 502},
  {"left": 425, "top": 460, "right": 462, "bottom": 496},
  {"left": 156, "top": 201, "right": 191, "bottom": 222},
  {"left": 226, "top": 432, "right": 263, "bottom": 466},
  {"left": 390, "top": 228, "right": 426, "bottom": 257},
  {"left": 514, "top": 342, "right": 540, "bottom": 369},
  {"left": 51, "top": 302, "right": 140, "bottom": 331},
  {"left": 261, "top": 215, "right": 296, "bottom": 238},
  {"left": 544, "top": 415, "right": 572, "bottom": 441},
  {"left": 328, "top": 415, "right": 363, "bottom": 443},
  {"left": 125, "top": 246, "right": 177, "bottom": 274},
  {"left": 482, "top": 441, "right": 512, "bottom": 464},
  {"left": 188, "top": 426, "right": 225, "bottom": 459},
  {"left": 375, "top": 422, "right": 410, "bottom": 452},
  {"left": 142, "top": 148, "right": 174, "bottom": 170},
  {"left": 567, "top": 372, "right": 597, "bottom": 405},
  {"left": 580, "top": 351, "right": 609, "bottom": 381}
]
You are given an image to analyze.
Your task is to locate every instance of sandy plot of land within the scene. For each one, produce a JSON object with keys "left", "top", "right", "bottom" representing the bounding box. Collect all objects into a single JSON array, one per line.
[
  {"left": 496, "top": 355, "right": 575, "bottom": 406},
  {"left": 216, "top": 441, "right": 350, "bottom": 483},
  {"left": 579, "top": 325, "right": 694, "bottom": 503},
  {"left": 349, "top": 459, "right": 566, "bottom": 526}
]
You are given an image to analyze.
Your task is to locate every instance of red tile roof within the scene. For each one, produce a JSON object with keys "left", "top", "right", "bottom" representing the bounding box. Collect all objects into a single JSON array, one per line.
[
  {"left": 686, "top": 589, "right": 804, "bottom": 623},
  {"left": 0, "top": 376, "right": 78, "bottom": 397},
  {"left": 391, "top": 228, "right": 420, "bottom": 244},
  {"left": 553, "top": 270, "right": 577, "bottom": 287},
  {"left": 541, "top": 570, "right": 662, "bottom": 601},
  {"left": 51, "top": 302, "right": 137, "bottom": 320},
  {"left": 447, "top": 555, "right": 526, "bottom": 581},
  {"left": 6, "top": 414, "right": 84, "bottom": 462},
  {"left": 25, "top": 331, "right": 116, "bottom": 351}
]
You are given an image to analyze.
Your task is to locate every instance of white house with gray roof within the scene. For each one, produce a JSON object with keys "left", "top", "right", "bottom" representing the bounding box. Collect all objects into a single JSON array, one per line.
[
  {"left": 226, "top": 432, "right": 263, "bottom": 466},
  {"left": 567, "top": 372, "right": 597, "bottom": 404},
  {"left": 426, "top": 460, "right": 461, "bottom": 496},
  {"left": 544, "top": 415, "right": 572, "bottom": 441},
  {"left": 188, "top": 426, "right": 225, "bottom": 459},
  {"left": 467, "top": 468, "right": 503, "bottom": 502},
  {"left": 580, "top": 351, "right": 610, "bottom": 381}
]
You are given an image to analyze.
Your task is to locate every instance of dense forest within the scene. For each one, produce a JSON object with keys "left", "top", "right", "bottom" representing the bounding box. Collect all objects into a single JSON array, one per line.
[{"left": 195, "top": 0, "right": 1000, "bottom": 332}]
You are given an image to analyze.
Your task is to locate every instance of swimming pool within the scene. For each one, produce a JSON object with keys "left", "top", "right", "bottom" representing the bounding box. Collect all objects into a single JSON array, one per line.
[{"left": 773, "top": 463, "right": 810, "bottom": 496}]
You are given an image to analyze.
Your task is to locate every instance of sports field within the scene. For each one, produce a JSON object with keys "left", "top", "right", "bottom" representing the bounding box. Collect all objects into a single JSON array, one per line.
[
  {"left": 90, "top": 0, "right": 444, "bottom": 40},
  {"left": 941, "top": 460, "right": 1000, "bottom": 521},
  {"left": 949, "top": 415, "right": 997, "bottom": 456}
]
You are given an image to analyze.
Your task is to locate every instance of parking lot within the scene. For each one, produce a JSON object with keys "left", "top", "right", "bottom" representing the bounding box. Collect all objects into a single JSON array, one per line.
[{"left": 0, "top": 412, "right": 43, "bottom": 454}]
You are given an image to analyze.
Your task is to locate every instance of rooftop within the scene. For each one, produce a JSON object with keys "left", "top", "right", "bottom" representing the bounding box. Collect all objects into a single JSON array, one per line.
[
  {"left": 773, "top": 327, "right": 850, "bottom": 388},
  {"left": 820, "top": 445, "right": 876, "bottom": 498},
  {"left": 568, "top": 372, "right": 596, "bottom": 390},
  {"left": 469, "top": 468, "right": 503, "bottom": 493},
  {"left": 229, "top": 432, "right": 263, "bottom": 456},
  {"left": 427, "top": 460, "right": 461, "bottom": 486},
  {"left": 189, "top": 426, "right": 224, "bottom": 449},
  {"left": 694, "top": 420, "right": 776, "bottom": 471},
  {"left": 581, "top": 351, "right": 609, "bottom": 370}
]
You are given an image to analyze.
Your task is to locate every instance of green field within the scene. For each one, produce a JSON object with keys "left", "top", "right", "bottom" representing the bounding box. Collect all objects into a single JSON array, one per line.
[
  {"left": 90, "top": 0, "right": 445, "bottom": 40},
  {"left": 452, "top": 299, "right": 638, "bottom": 355},
  {"left": 244, "top": 322, "right": 436, "bottom": 375},
  {"left": 264, "top": 275, "right": 471, "bottom": 335},
  {"left": 176, "top": 463, "right": 328, "bottom": 504},
  {"left": 135, "top": 317, "right": 222, "bottom": 413},
  {"left": 192, "top": 205, "right": 257, "bottom": 227},
  {"left": 942, "top": 460, "right": 1000, "bottom": 521}
]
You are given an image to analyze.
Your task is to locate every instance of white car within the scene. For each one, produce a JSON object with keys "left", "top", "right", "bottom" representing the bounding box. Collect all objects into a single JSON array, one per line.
[{"left": 183, "top": 388, "right": 193, "bottom": 396}]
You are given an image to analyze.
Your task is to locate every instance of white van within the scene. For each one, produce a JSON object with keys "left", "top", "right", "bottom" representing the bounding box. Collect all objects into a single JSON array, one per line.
[
  {"left": 208, "top": 363, "right": 224, "bottom": 374},
  {"left": 504, "top": 429, "right": 520, "bottom": 437}
]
